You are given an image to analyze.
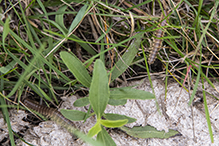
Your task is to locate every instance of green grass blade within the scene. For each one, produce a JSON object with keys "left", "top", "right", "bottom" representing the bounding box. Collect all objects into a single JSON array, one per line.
[
  {"left": 2, "top": 18, "right": 10, "bottom": 46},
  {"left": 8, "top": 30, "right": 71, "bottom": 82},
  {"left": 0, "top": 94, "right": 15, "bottom": 146},
  {"left": 12, "top": 130, "right": 35, "bottom": 146},
  {"left": 111, "top": 32, "right": 143, "bottom": 81},
  {"left": 35, "top": 84, "right": 53, "bottom": 101},
  {"left": 201, "top": 75, "right": 214, "bottom": 143},
  {"left": 68, "top": 34, "right": 97, "bottom": 55},
  {"left": 123, "top": 0, "right": 152, "bottom": 12},
  {"left": 43, "top": 19, "right": 67, "bottom": 35},
  {"left": 37, "top": 0, "right": 49, "bottom": 19},
  {"left": 188, "top": 63, "right": 201, "bottom": 105},
  {"left": 188, "top": 1, "right": 218, "bottom": 105},
  {"left": 6, "top": 45, "right": 45, "bottom": 97},
  {"left": 55, "top": 5, "right": 68, "bottom": 31},
  {"left": 95, "top": 23, "right": 113, "bottom": 43},
  {"left": 167, "top": 36, "right": 216, "bottom": 94},
  {"left": 4, "top": 50, "right": 53, "bottom": 97},
  {"left": 83, "top": 35, "right": 136, "bottom": 66},
  {"left": 68, "top": 4, "right": 87, "bottom": 34}
]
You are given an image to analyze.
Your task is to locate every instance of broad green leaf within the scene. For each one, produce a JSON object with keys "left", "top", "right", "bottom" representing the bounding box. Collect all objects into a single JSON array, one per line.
[
  {"left": 73, "top": 97, "right": 90, "bottom": 107},
  {"left": 88, "top": 122, "right": 102, "bottom": 137},
  {"left": 60, "top": 51, "right": 91, "bottom": 87},
  {"left": 120, "top": 126, "right": 179, "bottom": 139},
  {"left": 68, "top": 4, "right": 87, "bottom": 34},
  {"left": 100, "top": 119, "right": 128, "bottom": 128},
  {"left": 60, "top": 109, "right": 88, "bottom": 121},
  {"left": 110, "top": 87, "right": 155, "bottom": 100},
  {"left": 73, "top": 97, "right": 127, "bottom": 107},
  {"left": 104, "top": 113, "right": 136, "bottom": 124},
  {"left": 111, "top": 32, "right": 143, "bottom": 81},
  {"left": 108, "top": 98, "right": 127, "bottom": 106},
  {"left": 89, "top": 59, "right": 109, "bottom": 119},
  {"left": 97, "top": 126, "right": 116, "bottom": 146}
]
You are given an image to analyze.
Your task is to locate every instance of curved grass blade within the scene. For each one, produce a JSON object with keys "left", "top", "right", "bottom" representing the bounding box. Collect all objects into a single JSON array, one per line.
[
  {"left": 6, "top": 45, "right": 45, "bottom": 98},
  {"left": 111, "top": 32, "right": 143, "bottom": 81},
  {"left": 201, "top": 75, "right": 214, "bottom": 143},
  {"left": 55, "top": 5, "right": 68, "bottom": 31},
  {"left": 0, "top": 96, "right": 15, "bottom": 146},
  {"left": 68, "top": 4, "right": 87, "bottom": 34},
  {"left": 43, "top": 19, "right": 67, "bottom": 36},
  {"left": 68, "top": 34, "right": 97, "bottom": 55},
  {"left": 8, "top": 30, "right": 72, "bottom": 82},
  {"left": 2, "top": 18, "right": 10, "bottom": 46}
]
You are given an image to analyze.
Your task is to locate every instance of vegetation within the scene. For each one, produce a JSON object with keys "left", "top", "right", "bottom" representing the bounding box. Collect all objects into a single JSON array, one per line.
[{"left": 0, "top": 0, "right": 218, "bottom": 145}]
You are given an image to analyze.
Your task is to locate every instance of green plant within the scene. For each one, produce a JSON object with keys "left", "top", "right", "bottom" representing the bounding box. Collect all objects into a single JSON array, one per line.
[
  {"left": 1, "top": 0, "right": 218, "bottom": 145},
  {"left": 60, "top": 51, "right": 179, "bottom": 145}
]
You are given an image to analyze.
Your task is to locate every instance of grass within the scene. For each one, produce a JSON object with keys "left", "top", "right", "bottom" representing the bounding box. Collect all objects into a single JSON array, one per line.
[{"left": 0, "top": 0, "right": 218, "bottom": 145}]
